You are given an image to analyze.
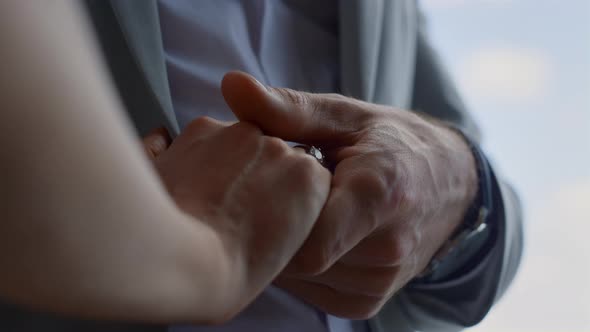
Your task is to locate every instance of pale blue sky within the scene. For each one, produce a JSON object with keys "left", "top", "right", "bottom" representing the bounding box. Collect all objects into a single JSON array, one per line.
[{"left": 421, "top": 0, "right": 590, "bottom": 331}]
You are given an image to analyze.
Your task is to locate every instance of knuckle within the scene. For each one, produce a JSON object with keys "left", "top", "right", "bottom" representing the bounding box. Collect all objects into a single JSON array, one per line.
[
  {"left": 348, "top": 172, "right": 390, "bottom": 230},
  {"left": 272, "top": 87, "right": 309, "bottom": 108},
  {"left": 383, "top": 240, "right": 406, "bottom": 264},
  {"left": 226, "top": 122, "right": 263, "bottom": 149},
  {"left": 186, "top": 116, "right": 219, "bottom": 133},
  {"left": 263, "top": 137, "right": 289, "bottom": 158},
  {"left": 295, "top": 248, "right": 333, "bottom": 276},
  {"left": 322, "top": 93, "right": 375, "bottom": 123},
  {"left": 229, "top": 121, "right": 262, "bottom": 138},
  {"left": 360, "top": 172, "right": 390, "bottom": 202},
  {"left": 350, "top": 172, "right": 390, "bottom": 208},
  {"left": 376, "top": 232, "right": 415, "bottom": 265}
]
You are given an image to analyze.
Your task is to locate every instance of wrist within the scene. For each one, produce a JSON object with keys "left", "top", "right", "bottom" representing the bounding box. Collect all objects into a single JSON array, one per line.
[
  {"left": 414, "top": 112, "right": 478, "bottom": 228},
  {"left": 444, "top": 125, "right": 479, "bottom": 224},
  {"left": 417, "top": 124, "right": 494, "bottom": 281},
  {"left": 154, "top": 211, "right": 239, "bottom": 323},
  {"left": 430, "top": 122, "right": 479, "bottom": 234}
]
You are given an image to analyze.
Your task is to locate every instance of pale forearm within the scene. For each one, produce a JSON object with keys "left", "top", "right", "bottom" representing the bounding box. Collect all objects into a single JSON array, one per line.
[
  {"left": 0, "top": 0, "right": 228, "bottom": 322},
  {"left": 0, "top": 207, "right": 228, "bottom": 323}
]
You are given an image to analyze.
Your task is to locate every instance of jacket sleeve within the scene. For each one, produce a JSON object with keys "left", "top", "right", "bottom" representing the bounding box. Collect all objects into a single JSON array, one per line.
[{"left": 371, "top": 13, "right": 524, "bottom": 332}]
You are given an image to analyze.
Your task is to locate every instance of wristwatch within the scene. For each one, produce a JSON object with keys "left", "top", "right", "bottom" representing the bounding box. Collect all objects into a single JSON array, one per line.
[{"left": 416, "top": 129, "right": 495, "bottom": 282}]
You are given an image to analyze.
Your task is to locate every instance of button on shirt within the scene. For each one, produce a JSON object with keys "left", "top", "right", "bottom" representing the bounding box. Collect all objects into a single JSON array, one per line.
[{"left": 157, "top": 1, "right": 369, "bottom": 332}]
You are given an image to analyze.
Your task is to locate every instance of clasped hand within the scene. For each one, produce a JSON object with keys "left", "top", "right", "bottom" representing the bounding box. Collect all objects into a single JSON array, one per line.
[{"left": 143, "top": 72, "right": 477, "bottom": 321}]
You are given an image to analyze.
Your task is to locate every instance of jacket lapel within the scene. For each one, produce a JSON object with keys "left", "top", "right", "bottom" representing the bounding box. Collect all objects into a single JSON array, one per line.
[
  {"left": 109, "top": 0, "right": 179, "bottom": 135},
  {"left": 338, "top": 0, "right": 418, "bottom": 108},
  {"left": 88, "top": 0, "right": 179, "bottom": 136},
  {"left": 338, "top": 0, "right": 384, "bottom": 102}
]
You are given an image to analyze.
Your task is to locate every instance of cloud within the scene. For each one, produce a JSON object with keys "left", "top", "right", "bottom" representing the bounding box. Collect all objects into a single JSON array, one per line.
[
  {"left": 549, "top": 178, "right": 590, "bottom": 217},
  {"left": 456, "top": 48, "right": 551, "bottom": 103},
  {"left": 533, "top": 178, "right": 590, "bottom": 251},
  {"left": 471, "top": 177, "right": 590, "bottom": 332}
]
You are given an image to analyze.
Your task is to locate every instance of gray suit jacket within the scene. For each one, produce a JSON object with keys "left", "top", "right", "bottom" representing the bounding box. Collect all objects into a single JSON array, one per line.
[{"left": 0, "top": 1, "right": 523, "bottom": 331}]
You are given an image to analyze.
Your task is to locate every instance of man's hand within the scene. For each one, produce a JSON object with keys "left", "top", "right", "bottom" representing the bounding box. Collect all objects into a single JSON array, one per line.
[
  {"left": 221, "top": 71, "right": 478, "bottom": 319},
  {"left": 142, "top": 119, "right": 330, "bottom": 322}
]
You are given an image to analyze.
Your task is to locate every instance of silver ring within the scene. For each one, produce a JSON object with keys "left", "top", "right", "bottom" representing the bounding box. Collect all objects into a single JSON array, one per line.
[{"left": 294, "top": 145, "right": 327, "bottom": 168}]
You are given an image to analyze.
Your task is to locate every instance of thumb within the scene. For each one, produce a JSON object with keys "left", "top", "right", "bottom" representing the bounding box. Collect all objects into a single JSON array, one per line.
[{"left": 221, "top": 71, "right": 362, "bottom": 144}]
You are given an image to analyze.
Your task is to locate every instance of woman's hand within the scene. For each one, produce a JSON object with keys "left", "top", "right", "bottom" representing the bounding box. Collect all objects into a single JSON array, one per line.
[{"left": 142, "top": 119, "right": 331, "bottom": 322}]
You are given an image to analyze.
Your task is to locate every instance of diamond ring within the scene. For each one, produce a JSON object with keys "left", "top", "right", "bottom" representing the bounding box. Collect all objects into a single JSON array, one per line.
[{"left": 293, "top": 145, "right": 328, "bottom": 169}]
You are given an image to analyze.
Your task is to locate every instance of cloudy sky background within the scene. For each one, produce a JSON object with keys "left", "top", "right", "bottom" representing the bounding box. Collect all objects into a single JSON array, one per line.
[{"left": 421, "top": 0, "right": 590, "bottom": 331}]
